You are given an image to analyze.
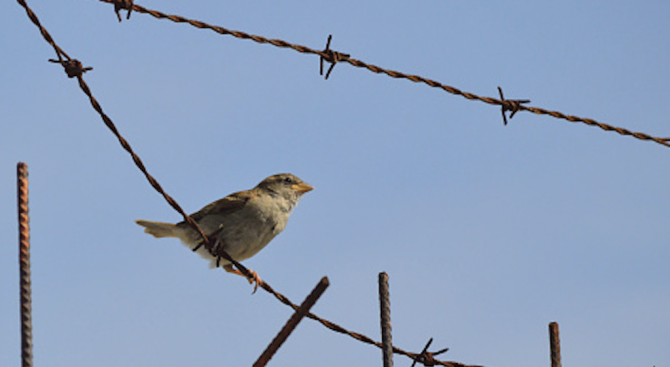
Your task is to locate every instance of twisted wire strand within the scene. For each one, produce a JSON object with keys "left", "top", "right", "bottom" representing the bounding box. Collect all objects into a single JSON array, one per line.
[
  {"left": 98, "top": 0, "right": 670, "bottom": 149},
  {"left": 15, "top": 1, "right": 474, "bottom": 366},
  {"left": 16, "top": 0, "right": 69, "bottom": 62}
]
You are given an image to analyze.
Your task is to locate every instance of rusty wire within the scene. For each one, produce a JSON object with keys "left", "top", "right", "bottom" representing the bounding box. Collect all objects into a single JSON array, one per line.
[
  {"left": 14, "top": 1, "right": 482, "bottom": 366},
  {"left": 17, "top": 162, "right": 33, "bottom": 367},
  {"left": 98, "top": 0, "right": 670, "bottom": 149}
]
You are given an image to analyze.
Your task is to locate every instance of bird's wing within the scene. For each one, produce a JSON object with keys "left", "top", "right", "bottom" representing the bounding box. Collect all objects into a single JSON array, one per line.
[
  {"left": 181, "top": 191, "right": 255, "bottom": 254},
  {"left": 187, "top": 190, "right": 254, "bottom": 223}
]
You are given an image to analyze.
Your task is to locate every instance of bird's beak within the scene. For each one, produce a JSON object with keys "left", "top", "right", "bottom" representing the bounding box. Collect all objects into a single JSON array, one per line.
[{"left": 292, "top": 182, "right": 314, "bottom": 193}]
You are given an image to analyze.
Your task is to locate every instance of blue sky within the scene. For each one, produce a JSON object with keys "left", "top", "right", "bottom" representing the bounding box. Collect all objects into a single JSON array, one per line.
[{"left": 2, "top": 1, "right": 669, "bottom": 366}]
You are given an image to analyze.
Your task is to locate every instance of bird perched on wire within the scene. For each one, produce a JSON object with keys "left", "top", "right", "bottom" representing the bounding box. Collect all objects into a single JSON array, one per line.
[{"left": 135, "top": 173, "right": 313, "bottom": 292}]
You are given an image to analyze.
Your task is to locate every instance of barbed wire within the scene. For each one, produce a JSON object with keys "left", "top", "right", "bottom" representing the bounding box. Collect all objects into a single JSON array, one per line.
[
  {"left": 14, "top": 1, "right": 476, "bottom": 366},
  {"left": 260, "top": 280, "right": 477, "bottom": 367},
  {"left": 101, "top": 0, "right": 670, "bottom": 149}
]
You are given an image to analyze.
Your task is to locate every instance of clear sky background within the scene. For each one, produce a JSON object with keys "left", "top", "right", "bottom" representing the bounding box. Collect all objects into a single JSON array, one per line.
[{"left": 2, "top": 1, "right": 669, "bottom": 366}]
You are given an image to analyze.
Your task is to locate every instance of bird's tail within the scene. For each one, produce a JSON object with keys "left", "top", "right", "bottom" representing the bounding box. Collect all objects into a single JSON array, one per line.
[{"left": 135, "top": 220, "right": 179, "bottom": 238}]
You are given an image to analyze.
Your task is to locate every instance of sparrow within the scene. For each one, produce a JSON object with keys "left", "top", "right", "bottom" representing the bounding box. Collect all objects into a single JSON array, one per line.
[{"left": 135, "top": 173, "right": 313, "bottom": 292}]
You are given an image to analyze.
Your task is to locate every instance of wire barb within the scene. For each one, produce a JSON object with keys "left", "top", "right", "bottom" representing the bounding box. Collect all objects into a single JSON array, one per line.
[
  {"left": 113, "top": 0, "right": 134, "bottom": 22},
  {"left": 411, "top": 338, "right": 450, "bottom": 367},
  {"left": 48, "top": 58, "right": 93, "bottom": 78},
  {"left": 320, "top": 35, "right": 350, "bottom": 80},
  {"left": 498, "top": 86, "right": 530, "bottom": 125}
]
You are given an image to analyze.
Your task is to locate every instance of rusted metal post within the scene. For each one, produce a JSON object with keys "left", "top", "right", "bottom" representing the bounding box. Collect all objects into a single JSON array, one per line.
[
  {"left": 379, "top": 272, "right": 393, "bottom": 367},
  {"left": 18, "top": 162, "right": 33, "bottom": 367},
  {"left": 253, "top": 277, "right": 330, "bottom": 367},
  {"left": 549, "top": 322, "right": 561, "bottom": 367}
]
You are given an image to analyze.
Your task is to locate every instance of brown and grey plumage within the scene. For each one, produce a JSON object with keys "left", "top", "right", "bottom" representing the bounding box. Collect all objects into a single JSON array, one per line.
[{"left": 136, "top": 173, "right": 313, "bottom": 290}]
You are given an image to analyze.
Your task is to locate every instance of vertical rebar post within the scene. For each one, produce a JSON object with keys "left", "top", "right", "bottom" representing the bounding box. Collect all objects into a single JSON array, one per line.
[
  {"left": 379, "top": 272, "right": 393, "bottom": 367},
  {"left": 253, "top": 277, "right": 330, "bottom": 367},
  {"left": 549, "top": 322, "right": 561, "bottom": 367},
  {"left": 17, "top": 162, "right": 33, "bottom": 367}
]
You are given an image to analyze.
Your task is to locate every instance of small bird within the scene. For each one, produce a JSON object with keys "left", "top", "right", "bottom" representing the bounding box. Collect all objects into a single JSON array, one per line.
[{"left": 135, "top": 173, "right": 313, "bottom": 291}]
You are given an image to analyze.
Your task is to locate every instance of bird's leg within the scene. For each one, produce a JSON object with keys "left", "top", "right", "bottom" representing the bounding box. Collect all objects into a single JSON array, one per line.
[
  {"left": 223, "top": 263, "right": 263, "bottom": 294},
  {"left": 212, "top": 234, "right": 226, "bottom": 269}
]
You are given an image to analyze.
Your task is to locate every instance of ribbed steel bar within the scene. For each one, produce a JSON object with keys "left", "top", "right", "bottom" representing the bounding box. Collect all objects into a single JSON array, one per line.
[
  {"left": 253, "top": 277, "right": 330, "bottom": 367},
  {"left": 549, "top": 322, "right": 561, "bottom": 367},
  {"left": 18, "top": 162, "right": 33, "bottom": 367},
  {"left": 379, "top": 272, "right": 393, "bottom": 367}
]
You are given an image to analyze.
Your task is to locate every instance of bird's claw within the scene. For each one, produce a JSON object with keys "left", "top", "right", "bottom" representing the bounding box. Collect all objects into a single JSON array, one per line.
[
  {"left": 223, "top": 264, "right": 263, "bottom": 294},
  {"left": 247, "top": 270, "right": 263, "bottom": 294}
]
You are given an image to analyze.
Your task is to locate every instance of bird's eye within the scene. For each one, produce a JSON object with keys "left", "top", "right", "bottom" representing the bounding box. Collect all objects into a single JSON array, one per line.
[{"left": 284, "top": 177, "right": 294, "bottom": 184}]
